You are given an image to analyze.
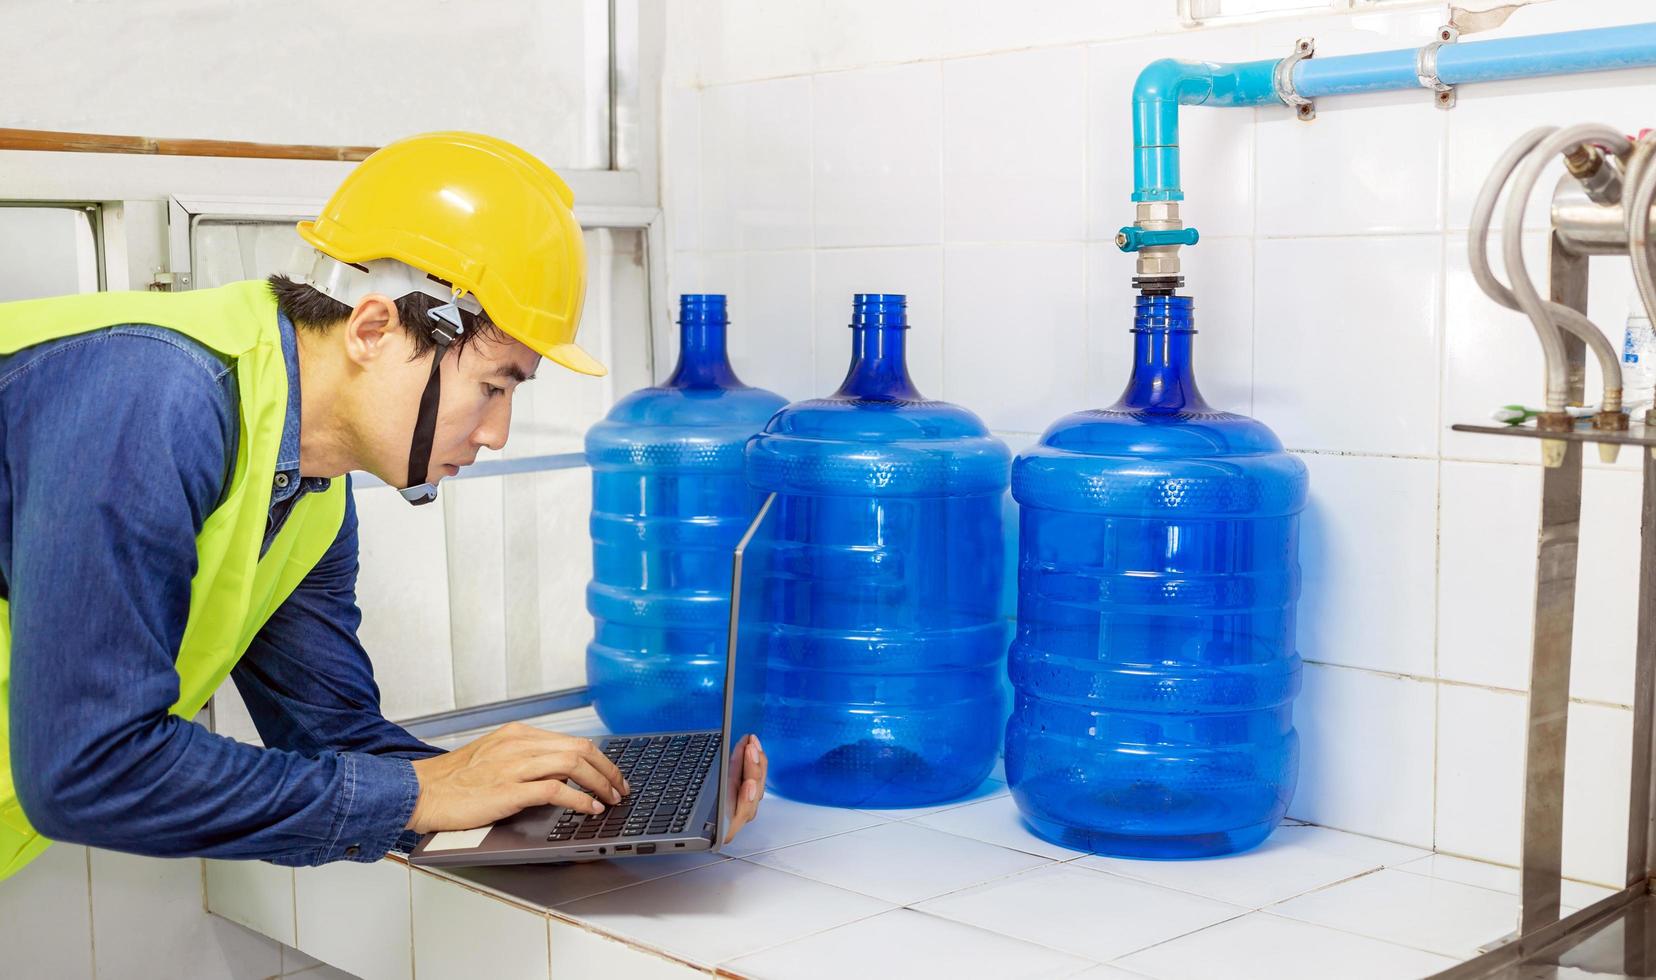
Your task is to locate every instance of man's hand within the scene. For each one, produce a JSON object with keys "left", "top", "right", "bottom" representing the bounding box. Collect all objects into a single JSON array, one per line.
[
  {"left": 724, "top": 734, "right": 769, "bottom": 843},
  {"left": 407, "top": 724, "right": 629, "bottom": 834}
]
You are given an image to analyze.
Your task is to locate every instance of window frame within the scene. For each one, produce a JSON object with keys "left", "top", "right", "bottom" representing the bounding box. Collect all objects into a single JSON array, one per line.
[{"left": 0, "top": 200, "right": 108, "bottom": 295}]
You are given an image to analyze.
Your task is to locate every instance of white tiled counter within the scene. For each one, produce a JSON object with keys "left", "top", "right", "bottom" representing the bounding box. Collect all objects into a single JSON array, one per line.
[{"left": 205, "top": 708, "right": 1619, "bottom": 980}]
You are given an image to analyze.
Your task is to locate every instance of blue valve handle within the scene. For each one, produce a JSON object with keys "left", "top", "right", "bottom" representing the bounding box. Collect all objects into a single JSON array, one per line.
[{"left": 1116, "top": 224, "right": 1201, "bottom": 253}]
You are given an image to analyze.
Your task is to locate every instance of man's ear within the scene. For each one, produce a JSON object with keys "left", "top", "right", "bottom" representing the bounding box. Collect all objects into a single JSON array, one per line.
[{"left": 342, "top": 294, "right": 404, "bottom": 368}]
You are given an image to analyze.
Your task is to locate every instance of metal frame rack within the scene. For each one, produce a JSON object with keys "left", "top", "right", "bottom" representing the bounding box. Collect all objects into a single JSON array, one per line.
[{"left": 1442, "top": 176, "right": 1656, "bottom": 980}]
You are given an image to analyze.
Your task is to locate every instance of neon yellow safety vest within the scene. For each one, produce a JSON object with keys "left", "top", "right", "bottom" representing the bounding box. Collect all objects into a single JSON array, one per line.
[{"left": 0, "top": 281, "right": 347, "bottom": 880}]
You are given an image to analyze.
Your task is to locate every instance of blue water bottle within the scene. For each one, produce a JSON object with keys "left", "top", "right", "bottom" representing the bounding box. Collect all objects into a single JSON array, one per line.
[
  {"left": 1007, "top": 292, "right": 1308, "bottom": 857},
  {"left": 744, "top": 294, "right": 1011, "bottom": 807},
  {"left": 585, "top": 294, "right": 787, "bottom": 733}
]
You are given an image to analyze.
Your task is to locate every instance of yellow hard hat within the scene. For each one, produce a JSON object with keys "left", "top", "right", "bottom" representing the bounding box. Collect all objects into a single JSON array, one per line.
[{"left": 297, "top": 131, "right": 604, "bottom": 377}]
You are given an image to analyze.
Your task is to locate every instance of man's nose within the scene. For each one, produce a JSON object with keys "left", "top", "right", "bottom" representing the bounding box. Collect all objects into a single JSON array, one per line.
[{"left": 474, "top": 397, "right": 512, "bottom": 452}]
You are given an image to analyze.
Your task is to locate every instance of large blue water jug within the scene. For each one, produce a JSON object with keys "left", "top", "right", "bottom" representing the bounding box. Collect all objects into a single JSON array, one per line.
[
  {"left": 1007, "top": 293, "right": 1308, "bottom": 858},
  {"left": 585, "top": 294, "right": 788, "bottom": 733},
  {"left": 744, "top": 294, "right": 1010, "bottom": 808}
]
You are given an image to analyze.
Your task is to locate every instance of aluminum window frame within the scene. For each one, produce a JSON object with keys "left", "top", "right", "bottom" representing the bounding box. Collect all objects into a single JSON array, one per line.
[{"left": 0, "top": 200, "right": 108, "bottom": 294}]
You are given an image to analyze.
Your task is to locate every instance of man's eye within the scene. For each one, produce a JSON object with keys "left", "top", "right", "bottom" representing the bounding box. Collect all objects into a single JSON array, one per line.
[{"left": 485, "top": 384, "right": 506, "bottom": 398}]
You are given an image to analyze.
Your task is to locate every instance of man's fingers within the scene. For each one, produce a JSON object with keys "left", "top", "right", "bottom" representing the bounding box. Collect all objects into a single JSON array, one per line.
[
  {"left": 509, "top": 753, "right": 622, "bottom": 804},
  {"left": 563, "top": 757, "right": 623, "bottom": 804},
  {"left": 517, "top": 778, "right": 604, "bottom": 815},
  {"left": 570, "top": 737, "right": 629, "bottom": 797},
  {"left": 744, "top": 736, "right": 767, "bottom": 803}
]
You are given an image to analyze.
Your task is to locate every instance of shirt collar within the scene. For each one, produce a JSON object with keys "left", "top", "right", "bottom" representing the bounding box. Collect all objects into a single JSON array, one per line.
[{"left": 272, "top": 310, "right": 329, "bottom": 505}]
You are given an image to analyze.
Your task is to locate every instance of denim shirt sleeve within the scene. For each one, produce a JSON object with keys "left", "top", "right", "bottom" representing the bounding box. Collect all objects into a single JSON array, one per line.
[
  {"left": 233, "top": 484, "right": 443, "bottom": 854},
  {"left": 2, "top": 328, "right": 422, "bottom": 866}
]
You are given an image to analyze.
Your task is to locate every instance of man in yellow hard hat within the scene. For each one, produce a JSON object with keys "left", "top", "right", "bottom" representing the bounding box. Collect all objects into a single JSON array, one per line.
[{"left": 0, "top": 132, "right": 766, "bottom": 878}]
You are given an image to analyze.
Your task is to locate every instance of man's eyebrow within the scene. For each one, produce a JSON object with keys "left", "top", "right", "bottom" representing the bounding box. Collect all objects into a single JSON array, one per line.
[{"left": 491, "top": 363, "right": 535, "bottom": 383}]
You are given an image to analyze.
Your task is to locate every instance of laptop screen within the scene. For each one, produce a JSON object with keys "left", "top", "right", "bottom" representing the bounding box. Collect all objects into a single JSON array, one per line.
[{"left": 716, "top": 492, "right": 778, "bottom": 849}]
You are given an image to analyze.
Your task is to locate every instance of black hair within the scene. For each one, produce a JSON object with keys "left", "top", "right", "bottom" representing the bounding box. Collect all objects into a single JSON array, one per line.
[{"left": 266, "top": 274, "right": 505, "bottom": 359}]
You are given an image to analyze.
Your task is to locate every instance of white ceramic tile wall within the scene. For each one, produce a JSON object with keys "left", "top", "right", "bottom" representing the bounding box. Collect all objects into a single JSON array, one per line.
[
  {"left": 206, "top": 859, "right": 297, "bottom": 948},
  {"left": 700, "top": 78, "right": 814, "bottom": 252},
  {"left": 1438, "top": 461, "right": 1641, "bottom": 705},
  {"left": 1289, "top": 663, "right": 1436, "bottom": 848},
  {"left": 1252, "top": 236, "right": 1443, "bottom": 457},
  {"left": 295, "top": 857, "right": 413, "bottom": 980},
  {"left": 664, "top": 0, "right": 1656, "bottom": 868},
  {"left": 943, "top": 243, "right": 1088, "bottom": 434},
  {"left": 814, "top": 63, "right": 943, "bottom": 248},
  {"left": 0, "top": 847, "right": 305, "bottom": 980},
  {"left": 1296, "top": 453, "right": 1439, "bottom": 677},
  {"left": 0, "top": 844, "right": 95, "bottom": 979},
  {"left": 943, "top": 47, "right": 1087, "bottom": 244},
  {"left": 549, "top": 919, "right": 710, "bottom": 979},
  {"left": 1435, "top": 682, "right": 1635, "bottom": 886},
  {"left": 411, "top": 869, "right": 551, "bottom": 980},
  {"left": 91, "top": 851, "right": 282, "bottom": 980}
]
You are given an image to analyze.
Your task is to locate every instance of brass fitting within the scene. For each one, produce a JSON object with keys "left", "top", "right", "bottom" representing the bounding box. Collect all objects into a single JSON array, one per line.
[
  {"left": 1536, "top": 411, "right": 1573, "bottom": 468},
  {"left": 1593, "top": 409, "right": 1629, "bottom": 463}
]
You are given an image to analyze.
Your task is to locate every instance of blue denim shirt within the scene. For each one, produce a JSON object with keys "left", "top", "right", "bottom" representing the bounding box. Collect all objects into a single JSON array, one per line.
[{"left": 0, "top": 306, "right": 435, "bottom": 866}]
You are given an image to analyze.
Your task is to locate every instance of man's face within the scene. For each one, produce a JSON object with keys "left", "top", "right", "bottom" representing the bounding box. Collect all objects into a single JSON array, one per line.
[{"left": 354, "top": 308, "right": 542, "bottom": 489}]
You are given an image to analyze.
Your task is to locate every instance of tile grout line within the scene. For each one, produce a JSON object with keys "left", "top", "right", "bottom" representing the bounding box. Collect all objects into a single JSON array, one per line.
[
  {"left": 84, "top": 847, "right": 97, "bottom": 980},
  {"left": 1302, "top": 657, "right": 1636, "bottom": 711},
  {"left": 546, "top": 908, "right": 721, "bottom": 975},
  {"left": 1389, "top": 855, "right": 1616, "bottom": 898},
  {"left": 716, "top": 904, "right": 895, "bottom": 974},
  {"left": 739, "top": 832, "right": 1057, "bottom": 910},
  {"left": 407, "top": 860, "right": 417, "bottom": 980},
  {"left": 1433, "top": 227, "right": 1449, "bottom": 854},
  {"left": 1103, "top": 907, "right": 1257, "bottom": 966},
  {"left": 1260, "top": 903, "right": 1486, "bottom": 964}
]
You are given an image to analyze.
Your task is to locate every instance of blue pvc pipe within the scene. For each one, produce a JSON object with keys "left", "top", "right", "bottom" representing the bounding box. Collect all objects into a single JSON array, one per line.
[
  {"left": 1131, "top": 22, "right": 1656, "bottom": 204},
  {"left": 1296, "top": 21, "right": 1656, "bottom": 96},
  {"left": 1132, "top": 57, "right": 1278, "bottom": 201}
]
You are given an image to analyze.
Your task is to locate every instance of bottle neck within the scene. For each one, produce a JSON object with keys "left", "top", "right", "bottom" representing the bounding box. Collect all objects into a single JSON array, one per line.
[
  {"left": 1115, "top": 295, "right": 1208, "bottom": 413},
  {"left": 666, "top": 319, "right": 741, "bottom": 389},
  {"left": 836, "top": 325, "right": 921, "bottom": 400}
]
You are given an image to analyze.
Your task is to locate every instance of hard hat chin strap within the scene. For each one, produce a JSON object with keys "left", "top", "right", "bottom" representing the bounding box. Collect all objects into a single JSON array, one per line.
[{"left": 399, "top": 297, "right": 469, "bottom": 506}]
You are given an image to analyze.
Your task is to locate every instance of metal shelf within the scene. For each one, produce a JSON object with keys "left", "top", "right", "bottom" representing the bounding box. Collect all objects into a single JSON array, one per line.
[{"left": 1452, "top": 420, "right": 1656, "bottom": 449}]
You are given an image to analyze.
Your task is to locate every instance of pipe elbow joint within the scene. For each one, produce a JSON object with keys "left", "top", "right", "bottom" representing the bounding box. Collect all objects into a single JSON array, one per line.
[{"left": 1133, "top": 58, "right": 1216, "bottom": 107}]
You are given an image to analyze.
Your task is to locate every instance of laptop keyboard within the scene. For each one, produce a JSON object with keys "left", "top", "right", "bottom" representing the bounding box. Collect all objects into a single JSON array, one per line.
[{"left": 547, "top": 733, "right": 721, "bottom": 843}]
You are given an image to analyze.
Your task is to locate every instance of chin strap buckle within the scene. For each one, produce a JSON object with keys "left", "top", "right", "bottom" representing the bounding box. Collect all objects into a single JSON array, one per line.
[
  {"left": 399, "top": 482, "right": 440, "bottom": 505},
  {"left": 427, "top": 300, "right": 467, "bottom": 346}
]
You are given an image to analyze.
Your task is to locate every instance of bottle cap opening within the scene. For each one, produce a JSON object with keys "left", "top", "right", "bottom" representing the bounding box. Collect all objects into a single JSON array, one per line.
[
  {"left": 851, "top": 293, "right": 908, "bottom": 329},
  {"left": 680, "top": 293, "right": 728, "bottom": 326},
  {"left": 1133, "top": 293, "right": 1195, "bottom": 333}
]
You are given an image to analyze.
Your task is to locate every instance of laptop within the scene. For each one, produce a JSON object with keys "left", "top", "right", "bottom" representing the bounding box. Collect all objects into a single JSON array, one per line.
[{"left": 409, "top": 492, "right": 776, "bottom": 868}]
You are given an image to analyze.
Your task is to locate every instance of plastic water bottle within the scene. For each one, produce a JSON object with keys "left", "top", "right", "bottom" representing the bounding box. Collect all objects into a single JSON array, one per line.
[
  {"left": 1006, "top": 292, "right": 1308, "bottom": 858},
  {"left": 585, "top": 294, "right": 787, "bottom": 733},
  {"left": 744, "top": 294, "right": 1011, "bottom": 807},
  {"left": 1622, "top": 296, "right": 1654, "bottom": 407}
]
